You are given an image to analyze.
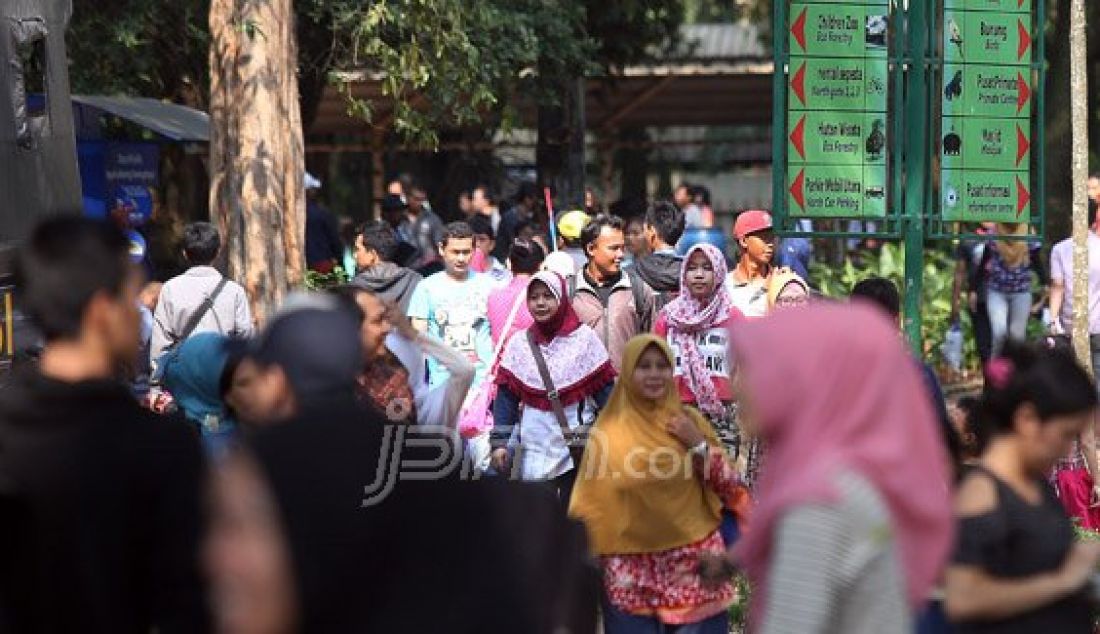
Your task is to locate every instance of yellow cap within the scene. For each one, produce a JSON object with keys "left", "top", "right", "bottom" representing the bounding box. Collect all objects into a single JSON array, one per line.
[{"left": 557, "top": 210, "right": 590, "bottom": 240}]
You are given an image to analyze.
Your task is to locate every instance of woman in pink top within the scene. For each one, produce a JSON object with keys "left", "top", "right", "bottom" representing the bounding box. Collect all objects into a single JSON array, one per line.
[
  {"left": 654, "top": 244, "right": 746, "bottom": 473},
  {"left": 486, "top": 239, "right": 544, "bottom": 346}
]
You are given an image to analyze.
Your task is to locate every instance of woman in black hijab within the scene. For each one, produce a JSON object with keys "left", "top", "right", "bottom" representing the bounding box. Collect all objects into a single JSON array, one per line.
[{"left": 205, "top": 358, "right": 598, "bottom": 633}]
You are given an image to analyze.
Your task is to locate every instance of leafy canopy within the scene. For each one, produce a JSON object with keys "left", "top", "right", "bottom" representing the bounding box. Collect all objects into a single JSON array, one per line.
[{"left": 68, "top": 0, "right": 687, "bottom": 146}]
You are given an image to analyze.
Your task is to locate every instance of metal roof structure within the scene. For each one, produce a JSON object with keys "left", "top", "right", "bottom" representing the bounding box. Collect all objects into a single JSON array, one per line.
[{"left": 72, "top": 95, "right": 210, "bottom": 142}]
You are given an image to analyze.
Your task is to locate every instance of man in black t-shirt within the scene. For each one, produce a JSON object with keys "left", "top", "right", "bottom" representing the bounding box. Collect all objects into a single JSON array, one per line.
[{"left": 0, "top": 218, "right": 209, "bottom": 633}]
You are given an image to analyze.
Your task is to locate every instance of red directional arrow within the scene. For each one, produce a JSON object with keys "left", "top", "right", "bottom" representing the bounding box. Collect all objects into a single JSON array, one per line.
[
  {"left": 790, "top": 169, "right": 806, "bottom": 210},
  {"left": 1016, "top": 124, "right": 1030, "bottom": 166},
  {"left": 792, "top": 8, "right": 808, "bottom": 52},
  {"left": 1016, "top": 72, "right": 1031, "bottom": 114},
  {"left": 790, "top": 115, "right": 807, "bottom": 160},
  {"left": 792, "top": 63, "right": 807, "bottom": 106},
  {"left": 1017, "top": 19, "right": 1031, "bottom": 61},
  {"left": 1016, "top": 176, "right": 1031, "bottom": 218}
]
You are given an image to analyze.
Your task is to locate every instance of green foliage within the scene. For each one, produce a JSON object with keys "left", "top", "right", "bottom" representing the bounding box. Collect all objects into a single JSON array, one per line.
[
  {"left": 70, "top": 1, "right": 687, "bottom": 148},
  {"left": 1075, "top": 522, "right": 1100, "bottom": 542},
  {"left": 728, "top": 574, "right": 751, "bottom": 630},
  {"left": 329, "top": 0, "right": 592, "bottom": 148},
  {"left": 329, "top": 0, "right": 685, "bottom": 147},
  {"left": 683, "top": 0, "right": 761, "bottom": 24},
  {"left": 304, "top": 266, "right": 349, "bottom": 291},
  {"left": 811, "top": 243, "right": 979, "bottom": 374},
  {"left": 67, "top": 1, "right": 210, "bottom": 104}
]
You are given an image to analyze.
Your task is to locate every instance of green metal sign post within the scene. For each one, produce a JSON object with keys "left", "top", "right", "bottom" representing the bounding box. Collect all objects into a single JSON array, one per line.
[
  {"left": 904, "top": 0, "right": 930, "bottom": 349},
  {"left": 773, "top": 0, "right": 1045, "bottom": 354}
]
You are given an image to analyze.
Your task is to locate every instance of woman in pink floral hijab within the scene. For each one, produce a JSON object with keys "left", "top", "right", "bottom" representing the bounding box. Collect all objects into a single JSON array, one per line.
[{"left": 654, "top": 243, "right": 745, "bottom": 464}]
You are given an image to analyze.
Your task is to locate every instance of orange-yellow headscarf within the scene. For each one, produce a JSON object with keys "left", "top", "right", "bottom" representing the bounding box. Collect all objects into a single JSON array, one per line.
[
  {"left": 766, "top": 267, "right": 808, "bottom": 309},
  {"left": 568, "top": 334, "right": 723, "bottom": 555}
]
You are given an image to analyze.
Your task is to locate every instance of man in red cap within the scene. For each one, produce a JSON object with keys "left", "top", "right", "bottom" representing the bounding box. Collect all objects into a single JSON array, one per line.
[{"left": 725, "top": 210, "right": 777, "bottom": 318}]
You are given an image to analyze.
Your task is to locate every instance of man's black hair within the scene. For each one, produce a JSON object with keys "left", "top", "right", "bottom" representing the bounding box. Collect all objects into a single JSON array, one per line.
[
  {"left": 508, "top": 238, "right": 545, "bottom": 275},
  {"left": 580, "top": 214, "right": 625, "bottom": 251},
  {"left": 15, "top": 217, "right": 131, "bottom": 341},
  {"left": 473, "top": 185, "right": 496, "bottom": 204},
  {"left": 389, "top": 174, "right": 413, "bottom": 194},
  {"left": 1090, "top": 198, "right": 1098, "bottom": 226},
  {"left": 441, "top": 221, "right": 475, "bottom": 248},
  {"left": 513, "top": 218, "right": 534, "bottom": 238},
  {"left": 689, "top": 185, "right": 711, "bottom": 206},
  {"left": 181, "top": 222, "right": 221, "bottom": 265},
  {"left": 515, "top": 181, "right": 538, "bottom": 204},
  {"left": 609, "top": 196, "right": 648, "bottom": 220},
  {"left": 851, "top": 277, "right": 901, "bottom": 318},
  {"left": 467, "top": 214, "right": 495, "bottom": 241},
  {"left": 339, "top": 218, "right": 359, "bottom": 248},
  {"left": 360, "top": 220, "right": 398, "bottom": 263},
  {"left": 644, "top": 201, "right": 686, "bottom": 247}
]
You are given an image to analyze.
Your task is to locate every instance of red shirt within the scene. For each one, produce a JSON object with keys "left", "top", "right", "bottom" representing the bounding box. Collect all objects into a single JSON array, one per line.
[{"left": 653, "top": 308, "right": 743, "bottom": 405}]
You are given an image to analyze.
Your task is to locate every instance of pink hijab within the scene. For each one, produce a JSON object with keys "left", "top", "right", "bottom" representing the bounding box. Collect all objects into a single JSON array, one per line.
[
  {"left": 660, "top": 243, "right": 735, "bottom": 418},
  {"left": 728, "top": 303, "right": 953, "bottom": 623}
]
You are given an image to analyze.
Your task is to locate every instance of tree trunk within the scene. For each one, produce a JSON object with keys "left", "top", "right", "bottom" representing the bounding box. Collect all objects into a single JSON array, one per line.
[
  {"left": 1070, "top": 0, "right": 1090, "bottom": 369},
  {"left": 617, "top": 126, "right": 650, "bottom": 203},
  {"left": 537, "top": 77, "right": 587, "bottom": 212},
  {"left": 209, "top": 0, "right": 305, "bottom": 323},
  {"left": 1047, "top": 0, "right": 1072, "bottom": 242}
]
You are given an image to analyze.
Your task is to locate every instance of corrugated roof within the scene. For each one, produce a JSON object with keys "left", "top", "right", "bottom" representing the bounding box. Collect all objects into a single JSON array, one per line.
[
  {"left": 673, "top": 22, "right": 768, "bottom": 62},
  {"left": 72, "top": 96, "right": 210, "bottom": 142}
]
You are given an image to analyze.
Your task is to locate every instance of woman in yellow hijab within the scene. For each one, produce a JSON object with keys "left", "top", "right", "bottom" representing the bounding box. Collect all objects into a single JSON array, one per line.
[
  {"left": 569, "top": 334, "right": 744, "bottom": 633},
  {"left": 766, "top": 267, "right": 810, "bottom": 311}
]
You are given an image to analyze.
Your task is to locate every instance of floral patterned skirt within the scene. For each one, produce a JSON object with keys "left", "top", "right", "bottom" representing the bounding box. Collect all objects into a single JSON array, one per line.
[{"left": 601, "top": 531, "right": 737, "bottom": 626}]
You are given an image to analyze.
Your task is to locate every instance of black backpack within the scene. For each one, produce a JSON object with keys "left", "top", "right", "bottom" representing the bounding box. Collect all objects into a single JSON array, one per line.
[{"left": 627, "top": 267, "right": 677, "bottom": 332}]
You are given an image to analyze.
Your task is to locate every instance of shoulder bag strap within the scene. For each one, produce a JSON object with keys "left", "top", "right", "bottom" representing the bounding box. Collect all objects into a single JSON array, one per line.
[
  {"left": 176, "top": 276, "right": 230, "bottom": 345},
  {"left": 526, "top": 330, "right": 573, "bottom": 441}
]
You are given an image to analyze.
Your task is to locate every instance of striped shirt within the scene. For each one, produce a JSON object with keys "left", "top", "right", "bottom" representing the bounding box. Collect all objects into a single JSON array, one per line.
[{"left": 761, "top": 470, "right": 911, "bottom": 634}]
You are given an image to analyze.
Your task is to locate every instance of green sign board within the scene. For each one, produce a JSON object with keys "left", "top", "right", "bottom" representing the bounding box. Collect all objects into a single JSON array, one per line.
[
  {"left": 788, "top": 58, "right": 888, "bottom": 111},
  {"left": 774, "top": 0, "right": 1044, "bottom": 352},
  {"left": 788, "top": 111, "right": 888, "bottom": 165},
  {"left": 941, "top": 64, "right": 1032, "bottom": 119},
  {"left": 941, "top": 170, "right": 1031, "bottom": 222},
  {"left": 940, "top": 117, "right": 1030, "bottom": 172},
  {"left": 788, "top": 165, "right": 888, "bottom": 218},
  {"left": 944, "top": 0, "right": 1031, "bottom": 13},
  {"left": 787, "top": 1, "right": 891, "bottom": 218},
  {"left": 938, "top": 0, "right": 1034, "bottom": 224},
  {"left": 943, "top": 12, "right": 1031, "bottom": 66},
  {"left": 789, "top": 3, "right": 889, "bottom": 59}
]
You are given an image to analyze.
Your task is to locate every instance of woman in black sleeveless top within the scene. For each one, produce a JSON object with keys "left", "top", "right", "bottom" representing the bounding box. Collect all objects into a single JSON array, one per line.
[{"left": 947, "top": 344, "right": 1100, "bottom": 633}]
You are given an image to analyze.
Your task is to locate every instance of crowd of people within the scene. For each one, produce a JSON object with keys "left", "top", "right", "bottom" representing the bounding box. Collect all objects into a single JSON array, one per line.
[{"left": 3, "top": 177, "right": 1100, "bottom": 634}]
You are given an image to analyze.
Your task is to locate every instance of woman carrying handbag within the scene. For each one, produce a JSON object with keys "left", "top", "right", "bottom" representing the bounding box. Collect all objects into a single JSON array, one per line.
[{"left": 490, "top": 271, "right": 617, "bottom": 503}]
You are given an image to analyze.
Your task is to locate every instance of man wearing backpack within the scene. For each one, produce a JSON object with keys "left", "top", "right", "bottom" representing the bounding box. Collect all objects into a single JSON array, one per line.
[
  {"left": 151, "top": 222, "right": 253, "bottom": 368},
  {"left": 627, "top": 201, "right": 685, "bottom": 332},
  {"left": 572, "top": 214, "right": 640, "bottom": 371}
]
